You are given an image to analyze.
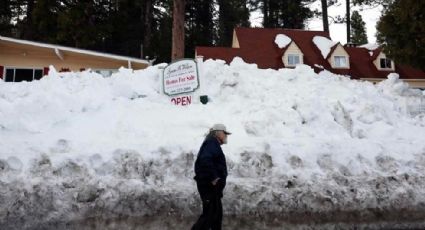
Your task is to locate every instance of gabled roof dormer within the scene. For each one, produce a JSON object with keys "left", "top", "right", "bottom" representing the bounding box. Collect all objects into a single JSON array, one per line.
[
  {"left": 373, "top": 51, "right": 395, "bottom": 71},
  {"left": 275, "top": 34, "right": 304, "bottom": 67},
  {"left": 313, "top": 36, "right": 350, "bottom": 69},
  {"left": 283, "top": 42, "right": 304, "bottom": 67},
  {"left": 328, "top": 44, "right": 350, "bottom": 69}
]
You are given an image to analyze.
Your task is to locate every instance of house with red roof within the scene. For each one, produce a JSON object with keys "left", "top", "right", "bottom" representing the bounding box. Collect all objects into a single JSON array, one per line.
[{"left": 196, "top": 27, "right": 425, "bottom": 89}]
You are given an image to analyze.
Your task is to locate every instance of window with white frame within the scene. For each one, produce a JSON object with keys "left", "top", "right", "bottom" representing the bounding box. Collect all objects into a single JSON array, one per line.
[
  {"left": 334, "top": 56, "right": 348, "bottom": 68},
  {"left": 4, "top": 68, "right": 43, "bottom": 82},
  {"left": 287, "top": 54, "right": 301, "bottom": 66},
  {"left": 380, "top": 58, "right": 392, "bottom": 69}
]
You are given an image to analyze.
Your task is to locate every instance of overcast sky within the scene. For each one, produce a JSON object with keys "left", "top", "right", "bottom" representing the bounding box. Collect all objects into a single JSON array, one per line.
[{"left": 250, "top": 1, "right": 383, "bottom": 45}]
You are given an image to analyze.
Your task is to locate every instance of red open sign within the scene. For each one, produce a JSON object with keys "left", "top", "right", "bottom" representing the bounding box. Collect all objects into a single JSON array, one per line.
[{"left": 171, "top": 96, "right": 192, "bottom": 106}]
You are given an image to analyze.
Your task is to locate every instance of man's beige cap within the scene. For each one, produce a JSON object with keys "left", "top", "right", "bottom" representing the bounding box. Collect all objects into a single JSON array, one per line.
[{"left": 211, "top": 124, "right": 232, "bottom": 135}]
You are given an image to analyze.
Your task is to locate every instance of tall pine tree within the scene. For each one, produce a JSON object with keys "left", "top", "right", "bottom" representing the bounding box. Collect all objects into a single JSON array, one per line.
[
  {"left": 31, "top": 0, "right": 60, "bottom": 43},
  {"left": 217, "top": 0, "right": 250, "bottom": 46},
  {"left": 105, "top": 0, "right": 144, "bottom": 57},
  {"left": 10, "top": 0, "right": 25, "bottom": 36},
  {"left": 56, "top": 0, "right": 111, "bottom": 49},
  {"left": 261, "top": 0, "right": 315, "bottom": 29},
  {"left": 20, "top": 0, "right": 35, "bottom": 39},
  {"left": 0, "top": 0, "right": 13, "bottom": 36},
  {"left": 352, "top": 0, "right": 393, "bottom": 8},
  {"left": 147, "top": 0, "right": 173, "bottom": 63},
  {"left": 350, "top": 10, "right": 367, "bottom": 45},
  {"left": 377, "top": 0, "right": 425, "bottom": 70},
  {"left": 185, "top": 0, "right": 214, "bottom": 58}
]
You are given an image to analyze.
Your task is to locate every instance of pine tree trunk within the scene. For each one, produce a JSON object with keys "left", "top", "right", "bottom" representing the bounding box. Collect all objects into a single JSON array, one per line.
[
  {"left": 217, "top": 0, "right": 226, "bottom": 46},
  {"left": 143, "top": 0, "right": 152, "bottom": 58},
  {"left": 321, "top": 0, "right": 329, "bottom": 32},
  {"left": 172, "top": 0, "right": 185, "bottom": 60},
  {"left": 263, "top": 0, "right": 269, "bottom": 27}
]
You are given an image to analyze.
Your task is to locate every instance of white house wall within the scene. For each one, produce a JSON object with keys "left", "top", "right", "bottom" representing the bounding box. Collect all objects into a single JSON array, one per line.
[
  {"left": 373, "top": 52, "right": 395, "bottom": 71},
  {"left": 283, "top": 42, "right": 304, "bottom": 67},
  {"left": 328, "top": 44, "right": 350, "bottom": 69},
  {"left": 232, "top": 30, "right": 240, "bottom": 48}
]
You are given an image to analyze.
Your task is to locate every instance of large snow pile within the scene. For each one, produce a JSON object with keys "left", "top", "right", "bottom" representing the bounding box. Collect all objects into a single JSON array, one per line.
[{"left": 1, "top": 58, "right": 425, "bottom": 229}]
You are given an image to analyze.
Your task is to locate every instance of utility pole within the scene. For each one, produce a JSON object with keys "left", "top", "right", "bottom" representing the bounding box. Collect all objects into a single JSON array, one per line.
[
  {"left": 346, "top": 0, "right": 351, "bottom": 43},
  {"left": 322, "top": 0, "right": 329, "bottom": 32}
]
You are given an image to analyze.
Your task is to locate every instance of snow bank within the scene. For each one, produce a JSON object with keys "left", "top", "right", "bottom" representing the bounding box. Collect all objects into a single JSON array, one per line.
[
  {"left": 274, "top": 34, "right": 292, "bottom": 48},
  {"left": 1, "top": 58, "right": 425, "bottom": 228},
  {"left": 313, "top": 36, "right": 337, "bottom": 58}
]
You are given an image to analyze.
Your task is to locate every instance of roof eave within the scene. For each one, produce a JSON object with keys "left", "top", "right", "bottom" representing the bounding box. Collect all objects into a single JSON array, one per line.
[{"left": 0, "top": 35, "right": 150, "bottom": 65}]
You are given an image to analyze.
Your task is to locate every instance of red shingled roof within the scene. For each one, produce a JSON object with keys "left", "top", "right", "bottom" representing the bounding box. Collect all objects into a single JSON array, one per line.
[
  {"left": 237, "top": 27, "right": 334, "bottom": 70},
  {"left": 195, "top": 27, "right": 425, "bottom": 80},
  {"left": 395, "top": 64, "right": 425, "bottom": 79},
  {"left": 345, "top": 47, "right": 389, "bottom": 78},
  {"left": 198, "top": 27, "right": 332, "bottom": 70},
  {"left": 345, "top": 47, "right": 425, "bottom": 79}
]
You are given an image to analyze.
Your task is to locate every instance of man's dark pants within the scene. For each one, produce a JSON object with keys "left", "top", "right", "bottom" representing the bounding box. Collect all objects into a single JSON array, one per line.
[{"left": 191, "top": 180, "right": 224, "bottom": 230}]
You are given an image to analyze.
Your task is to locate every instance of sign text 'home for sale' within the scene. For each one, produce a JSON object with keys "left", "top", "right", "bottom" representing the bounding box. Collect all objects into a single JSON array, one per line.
[{"left": 163, "top": 59, "right": 200, "bottom": 106}]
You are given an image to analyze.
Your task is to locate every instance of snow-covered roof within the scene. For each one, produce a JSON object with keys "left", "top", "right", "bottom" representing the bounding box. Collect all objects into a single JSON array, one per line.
[
  {"left": 359, "top": 43, "right": 379, "bottom": 51},
  {"left": 197, "top": 27, "right": 425, "bottom": 80},
  {"left": 0, "top": 35, "right": 150, "bottom": 65},
  {"left": 312, "top": 36, "right": 337, "bottom": 59},
  {"left": 274, "top": 34, "right": 292, "bottom": 48}
]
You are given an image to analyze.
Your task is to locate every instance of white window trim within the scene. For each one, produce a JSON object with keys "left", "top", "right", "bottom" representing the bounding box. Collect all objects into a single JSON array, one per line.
[
  {"left": 4, "top": 67, "right": 43, "bottom": 82},
  {"left": 379, "top": 58, "right": 394, "bottom": 70},
  {"left": 284, "top": 53, "right": 304, "bottom": 67},
  {"left": 333, "top": 55, "right": 349, "bottom": 68},
  {"left": 287, "top": 53, "right": 301, "bottom": 67}
]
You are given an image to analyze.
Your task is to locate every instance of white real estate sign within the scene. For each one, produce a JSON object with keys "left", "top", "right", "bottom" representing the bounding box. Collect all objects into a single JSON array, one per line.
[{"left": 163, "top": 59, "right": 199, "bottom": 96}]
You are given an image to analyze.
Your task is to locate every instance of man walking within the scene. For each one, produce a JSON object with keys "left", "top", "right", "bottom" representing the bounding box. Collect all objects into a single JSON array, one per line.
[{"left": 192, "top": 124, "right": 231, "bottom": 230}]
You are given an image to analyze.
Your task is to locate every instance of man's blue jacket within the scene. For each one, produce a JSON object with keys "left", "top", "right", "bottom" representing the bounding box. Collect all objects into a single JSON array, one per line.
[{"left": 194, "top": 136, "right": 228, "bottom": 183}]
